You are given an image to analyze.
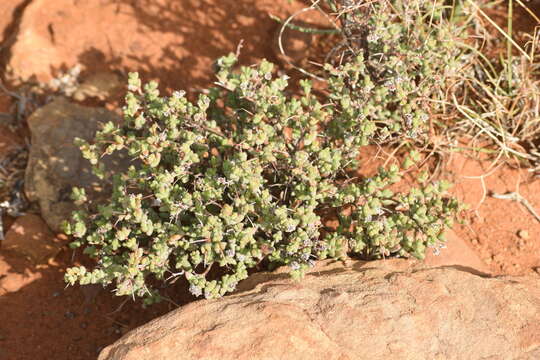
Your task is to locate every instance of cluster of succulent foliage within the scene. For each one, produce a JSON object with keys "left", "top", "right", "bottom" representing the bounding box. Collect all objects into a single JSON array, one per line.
[
  {"left": 63, "top": 0, "right": 465, "bottom": 303},
  {"left": 327, "top": 0, "right": 470, "bottom": 143}
]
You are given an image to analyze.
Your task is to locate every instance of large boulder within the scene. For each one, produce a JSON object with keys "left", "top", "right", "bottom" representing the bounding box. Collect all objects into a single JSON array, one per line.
[
  {"left": 24, "top": 97, "right": 124, "bottom": 232},
  {"left": 99, "top": 259, "right": 540, "bottom": 360}
]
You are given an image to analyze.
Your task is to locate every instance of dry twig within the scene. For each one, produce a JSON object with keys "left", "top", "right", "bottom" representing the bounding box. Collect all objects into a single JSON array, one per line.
[{"left": 489, "top": 191, "right": 540, "bottom": 223}]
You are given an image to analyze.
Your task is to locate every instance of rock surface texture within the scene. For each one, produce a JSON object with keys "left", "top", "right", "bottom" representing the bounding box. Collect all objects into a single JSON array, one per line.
[
  {"left": 0, "top": 0, "right": 27, "bottom": 47},
  {"left": 4, "top": 0, "right": 318, "bottom": 90},
  {"left": 99, "top": 259, "right": 540, "bottom": 360},
  {"left": 423, "top": 229, "right": 490, "bottom": 275},
  {"left": 24, "top": 97, "right": 122, "bottom": 232},
  {"left": 71, "top": 72, "right": 123, "bottom": 102},
  {"left": 2, "top": 214, "right": 62, "bottom": 263}
]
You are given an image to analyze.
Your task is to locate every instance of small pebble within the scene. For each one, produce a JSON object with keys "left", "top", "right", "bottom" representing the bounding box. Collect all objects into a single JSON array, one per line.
[
  {"left": 52, "top": 291, "right": 61, "bottom": 297},
  {"left": 80, "top": 321, "right": 88, "bottom": 329},
  {"left": 518, "top": 230, "right": 530, "bottom": 240}
]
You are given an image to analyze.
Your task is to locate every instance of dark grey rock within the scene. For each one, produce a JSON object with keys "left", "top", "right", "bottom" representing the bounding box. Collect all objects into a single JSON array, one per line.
[{"left": 25, "top": 97, "right": 126, "bottom": 232}]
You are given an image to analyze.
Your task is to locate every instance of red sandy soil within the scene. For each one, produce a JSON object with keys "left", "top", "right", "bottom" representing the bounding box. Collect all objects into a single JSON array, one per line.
[
  {"left": 0, "top": 1, "right": 539, "bottom": 360},
  {"left": 448, "top": 152, "right": 540, "bottom": 276}
]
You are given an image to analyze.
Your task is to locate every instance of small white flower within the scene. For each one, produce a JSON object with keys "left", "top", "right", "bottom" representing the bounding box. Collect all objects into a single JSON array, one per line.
[
  {"left": 173, "top": 90, "right": 186, "bottom": 98},
  {"left": 217, "top": 177, "right": 230, "bottom": 185},
  {"left": 404, "top": 113, "right": 413, "bottom": 127},
  {"left": 385, "top": 80, "right": 396, "bottom": 92},
  {"left": 236, "top": 254, "right": 246, "bottom": 262},
  {"left": 286, "top": 224, "right": 296, "bottom": 233},
  {"left": 290, "top": 261, "right": 301, "bottom": 270},
  {"left": 367, "top": 33, "right": 380, "bottom": 43},
  {"left": 189, "top": 284, "right": 202, "bottom": 297}
]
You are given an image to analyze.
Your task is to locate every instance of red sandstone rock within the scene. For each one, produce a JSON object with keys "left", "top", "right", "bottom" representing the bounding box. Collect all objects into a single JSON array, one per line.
[
  {"left": 4, "top": 0, "right": 314, "bottom": 90},
  {"left": 0, "top": 0, "right": 27, "bottom": 46},
  {"left": 2, "top": 214, "right": 63, "bottom": 263},
  {"left": 99, "top": 259, "right": 540, "bottom": 360},
  {"left": 423, "top": 229, "right": 490, "bottom": 274}
]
